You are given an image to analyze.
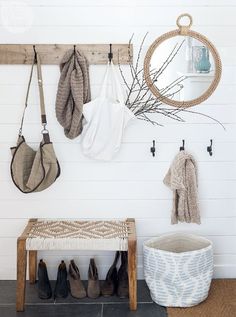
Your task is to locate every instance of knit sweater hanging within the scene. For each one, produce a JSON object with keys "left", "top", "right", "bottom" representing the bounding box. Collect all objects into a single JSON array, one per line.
[
  {"left": 163, "top": 151, "right": 201, "bottom": 225},
  {"left": 55, "top": 48, "right": 91, "bottom": 139}
]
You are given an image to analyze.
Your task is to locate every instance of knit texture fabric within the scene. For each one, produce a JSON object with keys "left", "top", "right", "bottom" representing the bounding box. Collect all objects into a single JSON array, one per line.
[
  {"left": 163, "top": 151, "right": 201, "bottom": 224},
  {"left": 25, "top": 220, "right": 129, "bottom": 251},
  {"left": 55, "top": 48, "right": 91, "bottom": 139}
]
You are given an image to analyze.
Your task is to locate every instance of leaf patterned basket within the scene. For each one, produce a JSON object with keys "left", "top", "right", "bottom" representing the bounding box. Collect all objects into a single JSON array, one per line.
[{"left": 143, "top": 232, "right": 213, "bottom": 307}]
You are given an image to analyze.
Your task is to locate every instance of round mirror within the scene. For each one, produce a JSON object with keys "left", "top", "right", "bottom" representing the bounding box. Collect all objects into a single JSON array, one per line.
[{"left": 144, "top": 14, "right": 222, "bottom": 108}]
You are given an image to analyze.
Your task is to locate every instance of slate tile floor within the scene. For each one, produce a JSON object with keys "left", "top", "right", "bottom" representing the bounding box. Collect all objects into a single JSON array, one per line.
[{"left": 0, "top": 280, "right": 167, "bottom": 317}]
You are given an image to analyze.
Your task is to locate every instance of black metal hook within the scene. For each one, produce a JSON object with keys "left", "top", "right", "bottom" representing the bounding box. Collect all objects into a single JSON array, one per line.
[
  {"left": 150, "top": 140, "right": 156, "bottom": 157},
  {"left": 180, "top": 139, "right": 185, "bottom": 151},
  {"left": 33, "top": 45, "right": 37, "bottom": 61},
  {"left": 207, "top": 139, "right": 213, "bottom": 156},
  {"left": 108, "top": 43, "right": 113, "bottom": 63},
  {"left": 73, "top": 45, "right": 76, "bottom": 68}
]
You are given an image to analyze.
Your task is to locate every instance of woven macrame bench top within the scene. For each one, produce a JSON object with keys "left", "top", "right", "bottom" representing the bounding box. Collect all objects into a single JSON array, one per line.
[{"left": 24, "top": 219, "right": 134, "bottom": 251}]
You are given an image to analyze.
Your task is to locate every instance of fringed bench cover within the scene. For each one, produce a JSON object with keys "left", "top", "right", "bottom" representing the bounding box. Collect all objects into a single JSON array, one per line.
[
  {"left": 17, "top": 218, "right": 137, "bottom": 312},
  {"left": 26, "top": 220, "right": 129, "bottom": 251}
]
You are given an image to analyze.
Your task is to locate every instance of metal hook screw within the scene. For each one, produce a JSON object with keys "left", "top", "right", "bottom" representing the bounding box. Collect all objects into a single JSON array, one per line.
[
  {"left": 207, "top": 139, "right": 213, "bottom": 156},
  {"left": 180, "top": 139, "right": 185, "bottom": 151},
  {"left": 33, "top": 45, "right": 37, "bottom": 61},
  {"left": 108, "top": 43, "right": 113, "bottom": 63},
  {"left": 150, "top": 140, "right": 156, "bottom": 157}
]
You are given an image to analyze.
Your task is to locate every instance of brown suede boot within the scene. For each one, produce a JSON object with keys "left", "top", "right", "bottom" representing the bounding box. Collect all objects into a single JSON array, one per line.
[
  {"left": 101, "top": 251, "right": 120, "bottom": 297},
  {"left": 68, "top": 259, "right": 86, "bottom": 299},
  {"left": 117, "top": 251, "right": 129, "bottom": 298},
  {"left": 87, "top": 258, "right": 100, "bottom": 299}
]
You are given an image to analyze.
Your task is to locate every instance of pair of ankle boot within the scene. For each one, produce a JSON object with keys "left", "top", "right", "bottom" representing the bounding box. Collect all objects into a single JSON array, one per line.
[
  {"left": 38, "top": 259, "right": 68, "bottom": 299},
  {"left": 38, "top": 258, "right": 100, "bottom": 300},
  {"left": 38, "top": 253, "right": 128, "bottom": 300},
  {"left": 61, "top": 258, "right": 100, "bottom": 299},
  {"left": 69, "top": 258, "right": 100, "bottom": 299},
  {"left": 101, "top": 251, "right": 129, "bottom": 298},
  {"left": 70, "top": 253, "right": 129, "bottom": 299}
]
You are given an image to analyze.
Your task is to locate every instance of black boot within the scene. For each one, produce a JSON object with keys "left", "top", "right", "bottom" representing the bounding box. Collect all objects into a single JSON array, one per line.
[
  {"left": 87, "top": 258, "right": 100, "bottom": 299},
  {"left": 38, "top": 259, "right": 52, "bottom": 299},
  {"left": 117, "top": 251, "right": 129, "bottom": 298},
  {"left": 101, "top": 251, "right": 119, "bottom": 296},
  {"left": 54, "top": 260, "right": 69, "bottom": 299}
]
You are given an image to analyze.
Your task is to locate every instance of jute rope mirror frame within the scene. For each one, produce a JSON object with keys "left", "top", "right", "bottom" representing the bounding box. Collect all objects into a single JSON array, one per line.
[{"left": 143, "top": 13, "right": 222, "bottom": 108}]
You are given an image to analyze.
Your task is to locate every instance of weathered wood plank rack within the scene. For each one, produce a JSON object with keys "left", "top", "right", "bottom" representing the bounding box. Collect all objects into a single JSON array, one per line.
[{"left": 0, "top": 44, "right": 132, "bottom": 64}]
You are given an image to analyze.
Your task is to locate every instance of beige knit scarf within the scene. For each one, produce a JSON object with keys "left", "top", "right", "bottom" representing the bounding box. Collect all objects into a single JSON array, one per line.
[
  {"left": 163, "top": 151, "right": 201, "bottom": 225},
  {"left": 55, "top": 49, "right": 91, "bottom": 139}
]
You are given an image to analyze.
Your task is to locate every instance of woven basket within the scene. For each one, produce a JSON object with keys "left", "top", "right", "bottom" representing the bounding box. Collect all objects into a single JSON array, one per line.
[{"left": 143, "top": 233, "right": 213, "bottom": 307}]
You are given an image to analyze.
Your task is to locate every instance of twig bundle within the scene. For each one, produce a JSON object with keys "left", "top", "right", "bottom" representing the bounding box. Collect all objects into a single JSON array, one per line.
[{"left": 118, "top": 33, "right": 224, "bottom": 129}]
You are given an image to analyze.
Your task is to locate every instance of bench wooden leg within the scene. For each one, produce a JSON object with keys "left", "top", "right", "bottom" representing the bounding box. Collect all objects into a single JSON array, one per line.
[
  {"left": 16, "top": 238, "right": 27, "bottom": 312},
  {"left": 29, "top": 251, "right": 37, "bottom": 284},
  {"left": 128, "top": 239, "right": 137, "bottom": 310}
]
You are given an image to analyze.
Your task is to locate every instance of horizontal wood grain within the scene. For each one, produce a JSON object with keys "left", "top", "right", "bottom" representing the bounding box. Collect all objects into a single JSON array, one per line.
[
  {"left": 0, "top": 253, "right": 235, "bottom": 269},
  {"left": 0, "top": 0, "right": 235, "bottom": 280},
  {"left": 0, "top": 262, "right": 235, "bottom": 280},
  {"left": 0, "top": 63, "right": 234, "bottom": 85},
  {"left": 0, "top": 198, "right": 234, "bottom": 219},
  {"left": 1, "top": 161, "right": 236, "bottom": 181},
  {"left": 0, "top": 83, "right": 234, "bottom": 106},
  {"left": 0, "top": 218, "right": 235, "bottom": 238},
  {"left": 0, "top": 44, "right": 132, "bottom": 64},
  {"left": 1, "top": 140, "right": 236, "bottom": 163},
  {"left": 0, "top": 98, "right": 235, "bottom": 125},
  {"left": 6, "top": 0, "right": 236, "bottom": 7},
  {"left": 0, "top": 6, "right": 236, "bottom": 27},
  {"left": 0, "top": 179, "right": 235, "bottom": 200},
  {"left": 1, "top": 235, "right": 236, "bottom": 256},
  {"left": 0, "top": 26, "right": 234, "bottom": 47},
  {"left": 0, "top": 122, "right": 234, "bottom": 144}
]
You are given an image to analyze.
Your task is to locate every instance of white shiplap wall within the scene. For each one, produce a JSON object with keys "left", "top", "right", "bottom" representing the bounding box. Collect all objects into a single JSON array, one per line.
[{"left": 0, "top": 0, "right": 235, "bottom": 280}]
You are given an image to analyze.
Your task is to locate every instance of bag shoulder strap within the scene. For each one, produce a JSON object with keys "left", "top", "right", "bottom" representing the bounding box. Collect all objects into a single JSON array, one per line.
[
  {"left": 36, "top": 53, "right": 47, "bottom": 126},
  {"left": 100, "top": 61, "right": 125, "bottom": 104},
  {"left": 36, "top": 53, "right": 50, "bottom": 143},
  {"left": 19, "top": 51, "right": 50, "bottom": 143},
  {"left": 18, "top": 54, "right": 35, "bottom": 136}
]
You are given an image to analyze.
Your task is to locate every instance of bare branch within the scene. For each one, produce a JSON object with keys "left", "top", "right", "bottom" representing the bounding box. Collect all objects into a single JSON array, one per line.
[{"left": 118, "top": 34, "right": 223, "bottom": 128}]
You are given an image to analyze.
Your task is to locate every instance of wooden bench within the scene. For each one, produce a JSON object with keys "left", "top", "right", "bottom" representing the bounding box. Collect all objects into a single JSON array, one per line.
[{"left": 16, "top": 218, "right": 137, "bottom": 312}]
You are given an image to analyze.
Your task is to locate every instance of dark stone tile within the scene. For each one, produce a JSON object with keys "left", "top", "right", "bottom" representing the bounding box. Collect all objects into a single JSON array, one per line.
[
  {"left": 0, "top": 281, "right": 55, "bottom": 304},
  {"left": 103, "top": 303, "right": 167, "bottom": 317},
  {"left": 0, "top": 304, "right": 102, "bottom": 317},
  {"left": 0, "top": 281, "right": 16, "bottom": 304},
  {"left": 26, "top": 281, "right": 55, "bottom": 304},
  {"left": 0, "top": 280, "right": 152, "bottom": 305},
  {"left": 55, "top": 294, "right": 128, "bottom": 304},
  {"left": 137, "top": 280, "right": 152, "bottom": 303}
]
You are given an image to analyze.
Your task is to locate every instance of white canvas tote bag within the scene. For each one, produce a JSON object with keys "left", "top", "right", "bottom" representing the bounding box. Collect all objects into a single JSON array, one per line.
[{"left": 81, "top": 61, "right": 135, "bottom": 160}]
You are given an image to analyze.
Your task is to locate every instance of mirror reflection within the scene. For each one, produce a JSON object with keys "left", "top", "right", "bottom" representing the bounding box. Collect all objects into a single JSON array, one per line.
[{"left": 149, "top": 36, "right": 215, "bottom": 102}]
